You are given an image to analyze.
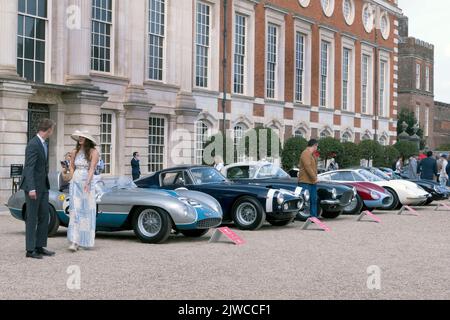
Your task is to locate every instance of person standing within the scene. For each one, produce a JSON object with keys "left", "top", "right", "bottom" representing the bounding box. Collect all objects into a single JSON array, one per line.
[
  {"left": 395, "top": 157, "right": 403, "bottom": 173},
  {"left": 131, "top": 152, "right": 141, "bottom": 181},
  {"left": 20, "top": 119, "right": 56, "bottom": 259},
  {"left": 438, "top": 154, "right": 448, "bottom": 187},
  {"left": 406, "top": 155, "right": 419, "bottom": 180},
  {"left": 67, "top": 131, "right": 100, "bottom": 252},
  {"left": 417, "top": 151, "right": 438, "bottom": 181},
  {"left": 298, "top": 139, "right": 319, "bottom": 218}
]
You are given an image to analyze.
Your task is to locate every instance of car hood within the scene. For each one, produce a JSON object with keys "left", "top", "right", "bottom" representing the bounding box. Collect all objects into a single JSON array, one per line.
[
  {"left": 373, "top": 180, "right": 428, "bottom": 195},
  {"left": 337, "top": 181, "right": 389, "bottom": 195}
]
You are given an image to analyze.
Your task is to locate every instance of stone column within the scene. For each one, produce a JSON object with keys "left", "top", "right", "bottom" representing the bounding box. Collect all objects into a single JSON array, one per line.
[
  {"left": 49, "top": 104, "right": 66, "bottom": 171},
  {"left": 115, "top": 109, "right": 126, "bottom": 176},
  {"left": 124, "top": 104, "right": 152, "bottom": 176},
  {"left": 123, "top": 0, "right": 153, "bottom": 175},
  {"left": 62, "top": 89, "right": 108, "bottom": 151},
  {"left": 66, "top": 0, "right": 92, "bottom": 86},
  {"left": 0, "top": 0, "right": 20, "bottom": 78},
  {"left": 0, "top": 80, "right": 35, "bottom": 204}
]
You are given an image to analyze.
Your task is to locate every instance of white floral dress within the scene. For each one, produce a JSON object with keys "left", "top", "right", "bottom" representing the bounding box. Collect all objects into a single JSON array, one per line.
[{"left": 67, "top": 151, "right": 96, "bottom": 248}]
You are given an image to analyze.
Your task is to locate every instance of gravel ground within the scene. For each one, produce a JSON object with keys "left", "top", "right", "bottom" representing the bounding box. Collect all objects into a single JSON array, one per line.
[{"left": 0, "top": 203, "right": 449, "bottom": 300}]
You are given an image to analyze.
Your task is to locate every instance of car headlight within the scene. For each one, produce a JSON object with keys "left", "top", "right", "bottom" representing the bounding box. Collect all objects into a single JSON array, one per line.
[
  {"left": 303, "top": 189, "right": 310, "bottom": 202},
  {"left": 283, "top": 203, "right": 289, "bottom": 211},
  {"left": 331, "top": 188, "right": 337, "bottom": 200},
  {"left": 370, "top": 191, "right": 381, "bottom": 200},
  {"left": 297, "top": 200, "right": 304, "bottom": 210},
  {"left": 277, "top": 192, "right": 285, "bottom": 205},
  {"left": 182, "top": 204, "right": 196, "bottom": 219}
]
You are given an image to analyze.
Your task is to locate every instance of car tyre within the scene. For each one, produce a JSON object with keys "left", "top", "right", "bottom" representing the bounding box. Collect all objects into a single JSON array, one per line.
[
  {"left": 48, "top": 205, "right": 60, "bottom": 237},
  {"left": 342, "top": 194, "right": 364, "bottom": 215},
  {"left": 232, "top": 197, "right": 266, "bottom": 230},
  {"left": 384, "top": 188, "right": 400, "bottom": 210},
  {"left": 180, "top": 229, "right": 209, "bottom": 238},
  {"left": 132, "top": 207, "right": 172, "bottom": 244},
  {"left": 268, "top": 218, "right": 294, "bottom": 227}
]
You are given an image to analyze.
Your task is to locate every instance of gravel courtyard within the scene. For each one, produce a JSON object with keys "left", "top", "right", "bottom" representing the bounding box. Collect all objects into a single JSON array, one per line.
[{"left": 1, "top": 203, "right": 449, "bottom": 300}]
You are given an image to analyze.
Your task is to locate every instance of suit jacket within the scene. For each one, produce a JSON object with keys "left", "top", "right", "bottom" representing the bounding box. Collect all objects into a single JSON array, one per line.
[
  {"left": 131, "top": 158, "right": 141, "bottom": 175},
  {"left": 20, "top": 136, "right": 50, "bottom": 193},
  {"left": 417, "top": 157, "right": 437, "bottom": 181},
  {"left": 298, "top": 149, "right": 318, "bottom": 185}
]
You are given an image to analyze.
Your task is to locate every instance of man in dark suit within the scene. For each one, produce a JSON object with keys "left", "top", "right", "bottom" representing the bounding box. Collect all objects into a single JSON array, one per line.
[
  {"left": 417, "top": 151, "right": 438, "bottom": 181},
  {"left": 20, "top": 119, "right": 56, "bottom": 259},
  {"left": 131, "top": 152, "right": 141, "bottom": 181}
]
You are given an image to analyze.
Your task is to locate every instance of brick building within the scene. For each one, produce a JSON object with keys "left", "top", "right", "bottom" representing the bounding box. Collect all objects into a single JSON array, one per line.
[
  {"left": 433, "top": 101, "right": 450, "bottom": 149},
  {"left": 0, "top": 0, "right": 402, "bottom": 204},
  {"left": 397, "top": 15, "right": 435, "bottom": 147}
]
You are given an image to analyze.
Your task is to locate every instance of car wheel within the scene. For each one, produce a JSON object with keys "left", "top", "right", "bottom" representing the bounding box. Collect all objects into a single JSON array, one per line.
[
  {"left": 48, "top": 206, "right": 60, "bottom": 237},
  {"left": 342, "top": 194, "right": 364, "bottom": 215},
  {"left": 180, "top": 229, "right": 209, "bottom": 238},
  {"left": 132, "top": 207, "right": 172, "bottom": 244},
  {"left": 321, "top": 210, "right": 341, "bottom": 219},
  {"left": 383, "top": 188, "right": 400, "bottom": 210},
  {"left": 268, "top": 218, "right": 294, "bottom": 227},
  {"left": 232, "top": 197, "right": 266, "bottom": 230}
]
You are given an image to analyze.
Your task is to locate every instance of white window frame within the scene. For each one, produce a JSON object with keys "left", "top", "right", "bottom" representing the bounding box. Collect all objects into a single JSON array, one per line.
[
  {"left": 425, "top": 107, "right": 430, "bottom": 136},
  {"left": 416, "top": 62, "right": 421, "bottom": 90},
  {"left": 17, "top": 0, "right": 52, "bottom": 83},
  {"left": 425, "top": 66, "right": 430, "bottom": 92},
  {"left": 341, "top": 37, "right": 355, "bottom": 112},
  {"left": 379, "top": 50, "right": 390, "bottom": 118},
  {"left": 361, "top": 45, "right": 374, "bottom": 115},
  {"left": 194, "top": 120, "right": 210, "bottom": 165},
  {"left": 265, "top": 8, "right": 285, "bottom": 101},
  {"left": 90, "top": 0, "right": 115, "bottom": 74},
  {"left": 415, "top": 106, "right": 420, "bottom": 124},
  {"left": 100, "top": 110, "right": 116, "bottom": 175},
  {"left": 148, "top": 116, "right": 168, "bottom": 173},
  {"left": 293, "top": 19, "right": 312, "bottom": 105},
  {"left": 146, "top": 0, "right": 167, "bottom": 82},
  {"left": 232, "top": 0, "right": 255, "bottom": 97},
  {"left": 319, "top": 29, "right": 335, "bottom": 109}
]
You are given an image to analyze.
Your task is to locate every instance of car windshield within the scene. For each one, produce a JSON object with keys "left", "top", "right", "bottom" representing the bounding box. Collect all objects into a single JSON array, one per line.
[
  {"left": 190, "top": 167, "right": 228, "bottom": 184},
  {"left": 370, "top": 168, "right": 391, "bottom": 180},
  {"left": 255, "top": 164, "right": 290, "bottom": 179},
  {"left": 358, "top": 170, "right": 384, "bottom": 182}
]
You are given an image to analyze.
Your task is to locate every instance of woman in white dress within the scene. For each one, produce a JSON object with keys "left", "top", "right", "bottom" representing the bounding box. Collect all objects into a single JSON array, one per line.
[{"left": 67, "top": 131, "right": 100, "bottom": 252}]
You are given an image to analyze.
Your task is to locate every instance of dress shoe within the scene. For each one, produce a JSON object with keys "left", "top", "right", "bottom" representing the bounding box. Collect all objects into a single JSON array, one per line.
[
  {"left": 26, "top": 251, "right": 43, "bottom": 259},
  {"left": 36, "top": 248, "right": 55, "bottom": 257}
]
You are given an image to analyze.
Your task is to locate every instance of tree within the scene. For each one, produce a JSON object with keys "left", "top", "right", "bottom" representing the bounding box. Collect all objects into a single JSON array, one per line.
[
  {"left": 394, "top": 141, "right": 419, "bottom": 160},
  {"left": 359, "top": 140, "right": 383, "bottom": 166},
  {"left": 336, "top": 142, "right": 361, "bottom": 169},
  {"left": 374, "top": 146, "right": 400, "bottom": 168},
  {"left": 281, "top": 137, "right": 308, "bottom": 170},
  {"left": 397, "top": 108, "right": 426, "bottom": 149},
  {"left": 318, "top": 137, "right": 344, "bottom": 167}
]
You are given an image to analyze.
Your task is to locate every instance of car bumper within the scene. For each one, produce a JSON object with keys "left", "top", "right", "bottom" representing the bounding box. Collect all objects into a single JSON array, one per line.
[
  {"left": 404, "top": 195, "right": 429, "bottom": 205},
  {"left": 364, "top": 199, "right": 386, "bottom": 209}
]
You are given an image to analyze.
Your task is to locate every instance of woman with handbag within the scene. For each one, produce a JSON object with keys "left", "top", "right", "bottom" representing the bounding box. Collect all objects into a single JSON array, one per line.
[{"left": 67, "top": 130, "right": 100, "bottom": 252}]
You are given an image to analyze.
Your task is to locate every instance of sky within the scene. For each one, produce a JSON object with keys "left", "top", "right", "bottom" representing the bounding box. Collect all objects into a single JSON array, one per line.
[{"left": 399, "top": 0, "right": 450, "bottom": 102}]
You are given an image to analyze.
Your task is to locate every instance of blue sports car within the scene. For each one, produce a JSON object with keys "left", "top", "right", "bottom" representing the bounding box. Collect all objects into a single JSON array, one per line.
[{"left": 135, "top": 166, "right": 305, "bottom": 230}]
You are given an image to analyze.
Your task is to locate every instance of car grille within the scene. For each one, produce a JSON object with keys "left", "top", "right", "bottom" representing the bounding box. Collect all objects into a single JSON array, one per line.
[
  {"left": 339, "top": 191, "right": 354, "bottom": 205},
  {"left": 197, "top": 218, "right": 222, "bottom": 229},
  {"left": 382, "top": 196, "right": 392, "bottom": 205},
  {"left": 285, "top": 200, "right": 301, "bottom": 211}
]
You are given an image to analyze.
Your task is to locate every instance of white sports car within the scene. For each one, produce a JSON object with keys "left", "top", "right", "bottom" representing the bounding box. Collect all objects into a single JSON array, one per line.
[{"left": 318, "top": 169, "right": 430, "bottom": 210}]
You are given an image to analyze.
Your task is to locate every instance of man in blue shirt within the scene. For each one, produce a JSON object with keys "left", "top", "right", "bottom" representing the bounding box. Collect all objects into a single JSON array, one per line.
[{"left": 417, "top": 151, "right": 438, "bottom": 181}]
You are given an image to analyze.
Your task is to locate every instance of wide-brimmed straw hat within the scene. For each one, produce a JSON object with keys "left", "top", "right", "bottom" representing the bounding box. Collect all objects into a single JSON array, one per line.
[{"left": 71, "top": 130, "right": 98, "bottom": 146}]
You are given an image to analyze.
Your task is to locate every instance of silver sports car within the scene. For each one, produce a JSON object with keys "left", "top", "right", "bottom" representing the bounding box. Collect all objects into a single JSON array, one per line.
[{"left": 6, "top": 173, "right": 223, "bottom": 244}]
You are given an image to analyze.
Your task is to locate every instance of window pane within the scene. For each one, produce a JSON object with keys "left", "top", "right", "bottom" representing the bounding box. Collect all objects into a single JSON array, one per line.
[
  {"left": 27, "top": 0, "right": 36, "bottom": 16},
  {"left": 24, "top": 38, "right": 35, "bottom": 59}
]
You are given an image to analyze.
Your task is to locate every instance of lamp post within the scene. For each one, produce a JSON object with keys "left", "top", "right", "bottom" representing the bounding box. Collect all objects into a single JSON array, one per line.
[
  {"left": 373, "top": 5, "right": 380, "bottom": 143},
  {"left": 222, "top": 0, "right": 228, "bottom": 134}
]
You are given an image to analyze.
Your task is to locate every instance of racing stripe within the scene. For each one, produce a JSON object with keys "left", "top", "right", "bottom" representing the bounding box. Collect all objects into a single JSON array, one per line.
[{"left": 266, "top": 189, "right": 277, "bottom": 213}]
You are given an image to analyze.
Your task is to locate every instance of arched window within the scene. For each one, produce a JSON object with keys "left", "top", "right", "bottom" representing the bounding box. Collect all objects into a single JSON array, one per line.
[
  {"left": 294, "top": 130, "right": 305, "bottom": 139},
  {"left": 195, "top": 120, "right": 209, "bottom": 164},
  {"left": 341, "top": 132, "right": 352, "bottom": 143},
  {"left": 379, "top": 135, "right": 388, "bottom": 146},
  {"left": 362, "top": 133, "right": 372, "bottom": 141},
  {"left": 320, "top": 129, "right": 332, "bottom": 139}
]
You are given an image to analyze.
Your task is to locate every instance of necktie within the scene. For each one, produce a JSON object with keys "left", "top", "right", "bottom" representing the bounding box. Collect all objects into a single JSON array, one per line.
[{"left": 43, "top": 141, "right": 48, "bottom": 159}]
